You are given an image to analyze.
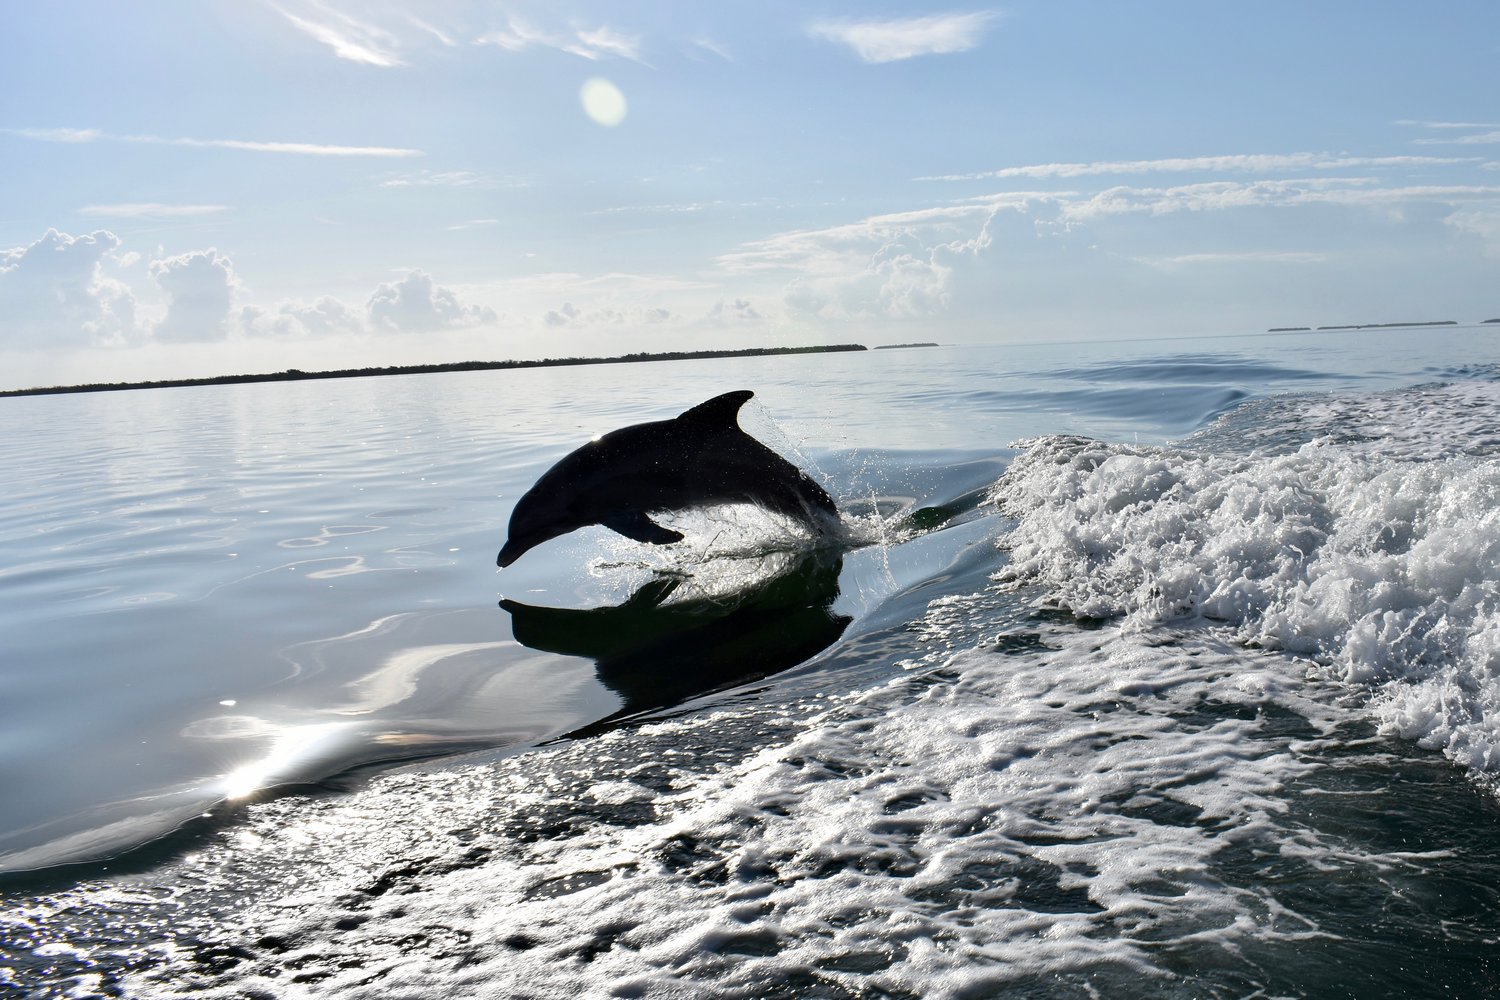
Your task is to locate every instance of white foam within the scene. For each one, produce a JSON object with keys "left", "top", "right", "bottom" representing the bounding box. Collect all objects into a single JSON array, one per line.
[
  {"left": 110, "top": 617, "right": 1425, "bottom": 998},
  {"left": 992, "top": 427, "right": 1500, "bottom": 788}
]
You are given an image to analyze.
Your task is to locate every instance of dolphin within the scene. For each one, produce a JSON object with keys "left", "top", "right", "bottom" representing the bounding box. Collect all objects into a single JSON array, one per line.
[{"left": 497, "top": 390, "right": 839, "bottom": 567}]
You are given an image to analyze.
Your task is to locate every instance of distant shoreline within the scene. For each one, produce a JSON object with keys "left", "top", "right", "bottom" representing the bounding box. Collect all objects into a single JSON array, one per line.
[
  {"left": 0, "top": 343, "right": 906, "bottom": 398},
  {"left": 1267, "top": 320, "right": 1484, "bottom": 333}
]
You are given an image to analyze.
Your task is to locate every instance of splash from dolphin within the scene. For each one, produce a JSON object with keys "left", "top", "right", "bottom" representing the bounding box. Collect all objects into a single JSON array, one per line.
[{"left": 497, "top": 390, "right": 840, "bottom": 567}]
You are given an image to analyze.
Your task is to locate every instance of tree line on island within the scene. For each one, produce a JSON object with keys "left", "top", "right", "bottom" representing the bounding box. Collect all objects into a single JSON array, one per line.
[
  {"left": 1269, "top": 319, "right": 1500, "bottom": 332},
  {"left": 0, "top": 343, "right": 941, "bottom": 397}
]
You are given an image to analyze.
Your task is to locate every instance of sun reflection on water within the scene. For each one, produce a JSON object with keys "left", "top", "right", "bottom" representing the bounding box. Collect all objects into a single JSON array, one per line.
[{"left": 218, "top": 722, "right": 355, "bottom": 801}]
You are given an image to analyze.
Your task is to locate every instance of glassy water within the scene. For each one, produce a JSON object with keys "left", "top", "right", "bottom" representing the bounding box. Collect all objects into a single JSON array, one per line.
[{"left": 5, "top": 328, "right": 1500, "bottom": 998}]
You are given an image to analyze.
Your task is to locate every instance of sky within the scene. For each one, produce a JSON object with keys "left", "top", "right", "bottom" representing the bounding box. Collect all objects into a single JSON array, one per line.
[{"left": 2, "top": 1, "right": 1499, "bottom": 390}]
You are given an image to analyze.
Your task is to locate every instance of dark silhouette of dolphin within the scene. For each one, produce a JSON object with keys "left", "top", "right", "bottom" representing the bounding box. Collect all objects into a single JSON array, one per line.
[
  {"left": 497, "top": 390, "right": 839, "bottom": 567},
  {"left": 501, "top": 549, "right": 849, "bottom": 734}
]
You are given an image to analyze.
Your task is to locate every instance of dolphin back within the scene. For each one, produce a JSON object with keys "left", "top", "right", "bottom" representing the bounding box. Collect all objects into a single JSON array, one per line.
[
  {"left": 676, "top": 389, "right": 755, "bottom": 425},
  {"left": 669, "top": 390, "right": 839, "bottom": 523}
]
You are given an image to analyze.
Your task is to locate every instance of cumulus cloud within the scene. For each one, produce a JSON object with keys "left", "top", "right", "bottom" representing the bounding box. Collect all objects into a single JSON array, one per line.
[
  {"left": 722, "top": 203, "right": 1004, "bottom": 323},
  {"left": 241, "top": 296, "right": 365, "bottom": 338},
  {"left": 543, "top": 301, "right": 672, "bottom": 327},
  {"left": 706, "top": 298, "right": 763, "bottom": 323},
  {"left": 366, "top": 270, "right": 496, "bottom": 332},
  {"left": 1445, "top": 209, "right": 1500, "bottom": 257},
  {"left": 781, "top": 226, "right": 991, "bottom": 322},
  {"left": 150, "top": 249, "right": 239, "bottom": 342},
  {"left": 0, "top": 229, "right": 136, "bottom": 348},
  {"left": 808, "top": 12, "right": 998, "bottom": 63}
]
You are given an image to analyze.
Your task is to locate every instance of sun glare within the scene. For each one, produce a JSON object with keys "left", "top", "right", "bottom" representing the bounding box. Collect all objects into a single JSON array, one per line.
[{"left": 579, "top": 77, "right": 627, "bottom": 127}]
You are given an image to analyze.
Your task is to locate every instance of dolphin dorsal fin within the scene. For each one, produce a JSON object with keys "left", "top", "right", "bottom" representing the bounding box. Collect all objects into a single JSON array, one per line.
[{"left": 678, "top": 390, "right": 754, "bottom": 426}]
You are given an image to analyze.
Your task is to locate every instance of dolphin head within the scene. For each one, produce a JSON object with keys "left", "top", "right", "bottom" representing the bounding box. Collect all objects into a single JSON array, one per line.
[{"left": 497, "top": 479, "right": 586, "bottom": 567}]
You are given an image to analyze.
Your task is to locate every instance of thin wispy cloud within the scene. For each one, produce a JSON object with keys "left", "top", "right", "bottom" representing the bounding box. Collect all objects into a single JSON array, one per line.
[
  {"left": 9, "top": 127, "right": 422, "bottom": 158},
  {"left": 1060, "top": 179, "right": 1500, "bottom": 220},
  {"left": 921, "top": 153, "right": 1481, "bottom": 182},
  {"left": 1396, "top": 120, "right": 1500, "bottom": 129},
  {"left": 587, "top": 201, "right": 758, "bottom": 216},
  {"left": 689, "top": 37, "right": 733, "bottom": 61},
  {"left": 1397, "top": 119, "right": 1500, "bottom": 147},
  {"left": 166, "top": 136, "right": 421, "bottom": 156},
  {"left": 476, "top": 17, "right": 646, "bottom": 63},
  {"left": 1414, "top": 132, "right": 1500, "bottom": 147},
  {"left": 1138, "top": 251, "right": 1332, "bottom": 268},
  {"left": 808, "top": 12, "right": 998, "bottom": 63},
  {"left": 6, "top": 127, "right": 101, "bottom": 143},
  {"left": 78, "top": 203, "right": 229, "bottom": 219},
  {"left": 407, "top": 16, "right": 456, "bottom": 48},
  {"left": 272, "top": 2, "right": 406, "bottom": 67},
  {"left": 379, "top": 169, "right": 501, "bottom": 188}
]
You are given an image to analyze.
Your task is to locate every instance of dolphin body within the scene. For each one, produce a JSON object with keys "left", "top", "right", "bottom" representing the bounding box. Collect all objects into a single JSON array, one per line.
[{"left": 497, "top": 390, "right": 840, "bottom": 567}]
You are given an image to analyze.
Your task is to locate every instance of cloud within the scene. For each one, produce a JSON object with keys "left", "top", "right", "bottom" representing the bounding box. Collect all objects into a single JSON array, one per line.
[
  {"left": 366, "top": 270, "right": 496, "bottom": 332},
  {"left": 156, "top": 135, "right": 421, "bottom": 157},
  {"left": 272, "top": 1, "right": 406, "bottom": 67},
  {"left": 1399, "top": 119, "right": 1500, "bottom": 146},
  {"left": 9, "top": 127, "right": 421, "bottom": 157},
  {"left": 1396, "top": 120, "right": 1500, "bottom": 129},
  {"left": 150, "top": 249, "right": 239, "bottom": 342},
  {"left": 719, "top": 169, "right": 1500, "bottom": 310},
  {"left": 808, "top": 12, "right": 998, "bottom": 63},
  {"left": 379, "top": 169, "right": 503, "bottom": 189},
  {"left": 706, "top": 298, "right": 763, "bottom": 323},
  {"left": 1445, "top": 209, "right": 1500, "bottom": 257},
  {"left": 716, "top": 198, "right": 1034, "bottom": 276},
  {"left": 78, "top": 203, "right": 229, "bottom": 219},
  {"left": 1415, "top": 131, "right": 1500, "bottom": 146},
  {"left": 1135, "top": 251, "right": 1332, "bottom": 269},
  {"left": 241, "top": 296, "right": 365, "bottom": 337},
  {"left": 920, "top": 153, "right": 1481, "bottom": 182},
  {"left": 476, "top": 17, "right": 646, "bottom": 63},
  {"left": 407, "top": 16, "right": 456, "bottom": 48},
  {"left": 710, "top": 139, "right": 1500, "bottom": 339},
  {"left": 689, "top": 38, "right": 732, "bottom": 61},
  {"left": 723, "top": 203, "right": 1004, "bottom": 322},
  {"left": 5, "top": 127, "right": 101, "bottom": 143},
  {"left": 0, "top": 229, "right": 136, "bottom": 348},
  {"left": 571, "top": 26, "right": 642, "bottom": 62},
  {"left": 543, "top": 301, "right": 672, "bottom": 327},
  {"left": 782, "top": 227, "right": 986, "bottom": 321},
  {"left": 1057, "top": 179, "right": 1500, "bottom": 220}
]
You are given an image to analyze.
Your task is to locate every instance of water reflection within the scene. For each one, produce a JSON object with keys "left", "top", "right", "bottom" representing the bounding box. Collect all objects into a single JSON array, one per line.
[{"left": 501, "top": 549, "right": 850, "bottom": 735}]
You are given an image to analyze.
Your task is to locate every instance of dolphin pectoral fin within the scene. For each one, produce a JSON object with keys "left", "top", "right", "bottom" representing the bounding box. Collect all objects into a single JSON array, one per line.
[{"left": 602, "top": 510, "right": 685, "bottom": 546}]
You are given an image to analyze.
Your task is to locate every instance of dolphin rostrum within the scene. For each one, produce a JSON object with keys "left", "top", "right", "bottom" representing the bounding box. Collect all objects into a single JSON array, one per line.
[{"left": 497, "top": 390, "right": 839, "bottom": 567}]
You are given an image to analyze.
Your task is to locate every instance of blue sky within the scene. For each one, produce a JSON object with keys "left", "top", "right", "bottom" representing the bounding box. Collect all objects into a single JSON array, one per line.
[{"left": 2, "top": 1, "right": 1498, "bottom": 390}]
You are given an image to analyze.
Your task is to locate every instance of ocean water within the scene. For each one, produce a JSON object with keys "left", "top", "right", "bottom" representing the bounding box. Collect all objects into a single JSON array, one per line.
[{"left": 4, "top": 328, "right": 1500, "bottom": 997}]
